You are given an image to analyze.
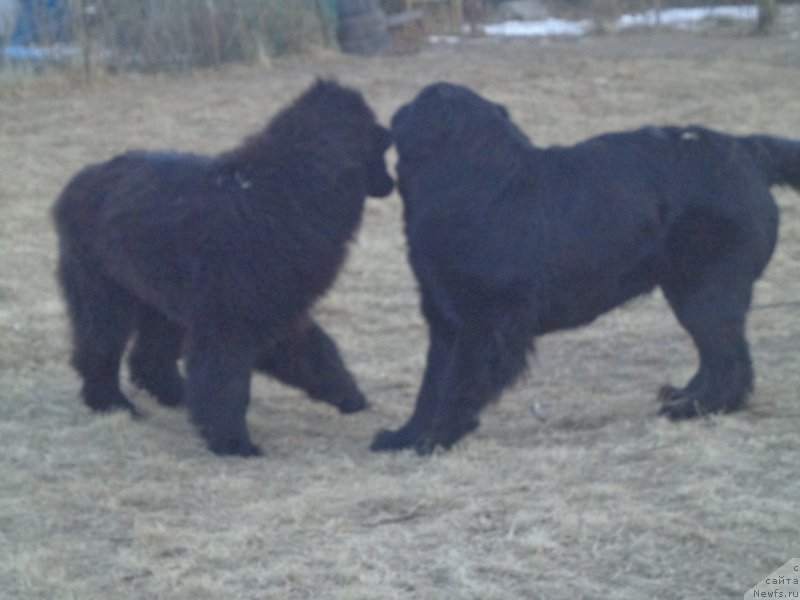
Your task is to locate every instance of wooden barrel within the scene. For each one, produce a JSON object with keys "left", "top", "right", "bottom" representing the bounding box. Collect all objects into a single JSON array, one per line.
[{"left": 336, "top": 0, "right": 390, "bottom": 55}]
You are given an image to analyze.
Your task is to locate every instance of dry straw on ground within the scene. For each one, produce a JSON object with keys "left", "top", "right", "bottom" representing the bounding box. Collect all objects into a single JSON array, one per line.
[{"left": 1, "top": 29, "right": 799, "bottom": 600}]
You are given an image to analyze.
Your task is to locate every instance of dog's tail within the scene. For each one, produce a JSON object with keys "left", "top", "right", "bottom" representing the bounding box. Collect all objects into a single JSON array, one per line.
[{"left": 742, "top": 135, "right": 800, "bottom": 191}]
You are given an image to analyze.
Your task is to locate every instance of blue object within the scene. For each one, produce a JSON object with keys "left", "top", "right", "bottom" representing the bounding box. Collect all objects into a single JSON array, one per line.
[{"left": 12, "top": 0, "right": 69, "bottom": 45}]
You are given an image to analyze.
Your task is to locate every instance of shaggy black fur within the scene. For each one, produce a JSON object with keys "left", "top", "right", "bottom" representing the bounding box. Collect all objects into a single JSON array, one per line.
[
  {"left": 54, "top": 80, "right": 393, "bottom": 456},
  {"left": 372, "top": 82, "right": 800, "bottom": 455}
]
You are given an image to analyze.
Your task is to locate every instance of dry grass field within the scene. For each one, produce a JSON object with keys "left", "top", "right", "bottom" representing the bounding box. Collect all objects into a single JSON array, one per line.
[{"left": 1, "top": 28, "right": 799, "bottom": 600}]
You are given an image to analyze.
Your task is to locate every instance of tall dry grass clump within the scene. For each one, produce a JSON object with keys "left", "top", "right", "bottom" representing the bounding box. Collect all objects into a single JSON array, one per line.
[
  {"left": 92, "top": 0, "right": 333, "bottom": 72},
  {"left": 12, "top": 0, "right": 335, "bottom": 75}
]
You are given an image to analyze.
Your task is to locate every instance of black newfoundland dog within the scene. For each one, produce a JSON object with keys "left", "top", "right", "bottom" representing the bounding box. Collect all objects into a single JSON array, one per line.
[
  {"left": 54, "top": 80, "right": 393, "bottom": 456},
  {"left": 372, "top": 82, "right": 800, "bottom": 455}
]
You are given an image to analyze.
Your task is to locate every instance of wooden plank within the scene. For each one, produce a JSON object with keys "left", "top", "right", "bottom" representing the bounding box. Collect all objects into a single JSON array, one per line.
[{"left": 386, "top": 9, "right": 425, "bottom": 29}]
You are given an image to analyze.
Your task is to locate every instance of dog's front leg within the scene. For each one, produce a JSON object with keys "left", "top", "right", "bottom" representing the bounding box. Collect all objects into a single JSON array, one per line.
[
  {"left": 184, "top": 324, "right": 262, "bottom": 457},
  {"left": 413, "top": 330, "right": 490, "bottom": 454},
  {"left": 416, "top": 317, "right": 531, "bottom": 454},
  {"left": 371, "top": 320, "right": 455, "bottom": 452},
  {"left": 255, "top": 317, "right": 367, "bottom": 414}
]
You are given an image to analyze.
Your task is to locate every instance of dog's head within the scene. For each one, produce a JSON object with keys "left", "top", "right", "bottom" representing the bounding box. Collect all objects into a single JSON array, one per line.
[
  {"left": 294, "top": 79, "right": 394, "bottom": 198},
  {"left": 258, "top": 79, "right": 394, "bottom": 199},
  {"left": 391, "top": 82, "right": 530, "bottom": 162}
]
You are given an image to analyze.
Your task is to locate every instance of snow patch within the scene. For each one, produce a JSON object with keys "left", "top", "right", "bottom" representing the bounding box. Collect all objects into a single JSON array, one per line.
[
  {"left": 430, "top": 4, "right": 761, "bottom": 42},
  {"left": 618, "top": 5, "right": 758, "bottom": 29},
  {"left": 484, "top": 17, "right": 592, "bottom": 38}
]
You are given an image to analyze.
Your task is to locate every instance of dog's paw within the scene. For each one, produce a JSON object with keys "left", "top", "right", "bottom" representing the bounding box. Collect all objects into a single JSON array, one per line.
[
  {"left": 413, "top": 435, "right": 440, "bottom": 456},
  {"left": 658, "top": 384, "right": 747, "bottom": 420},
  {"left": 657, "top": 385, "right": 685, "bottom": 404},
  {"left": 206, "top": 436, "right": 263, "bottom": 458},
  {"left": 658, "top": 396, "right": 702, "bottom": 420},
  {"left": 372, "top": 416, "right": 480, "bottom": 454},
  {"left": 416, "top": 418, "right": 480, "bottom": 455},
  {"left": 659, "top": 393, "right": 746, "bottom": 421},
  {"left": 657, "top": 384, "right": 703, "bottom": 419},
  {"left": 336, "top": 391, "right": 368, "bottom": 414},
  {"left": 84, "top": 388, "right": 142, "bottom": 418},
  {"left": 370, "top": 427, "right": 418, "bottom": 452},
  {"left": 370, "top": 429, "right": 459, "bottom": 456}
]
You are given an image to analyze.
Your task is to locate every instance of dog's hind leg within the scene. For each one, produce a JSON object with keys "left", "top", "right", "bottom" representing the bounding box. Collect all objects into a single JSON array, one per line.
[
  {"left": 255, "top": 318, "right": 367, "bottom": 414},
  {"left": 659, "top": 263, "right": 755, "bottom": 419},
  {"left": 128, "top": 305, "right": 185, "bottom": 407},
  {"left": 58, "top": 257, "right": 138, "bottom": 414}
]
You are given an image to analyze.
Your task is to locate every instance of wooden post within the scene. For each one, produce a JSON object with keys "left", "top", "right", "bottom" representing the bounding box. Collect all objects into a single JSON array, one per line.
[
  {"left": 206, "top": 0, "right": 221, "bottom": 69},
  {"left": 756, "top": 0, "right": 778, "bottom": 35},
  {"left": 450, "top": 0, "right": 463, "bottom": 31},
  {"left": 69, "top": 0, "right": 92, "bottom": 82}
]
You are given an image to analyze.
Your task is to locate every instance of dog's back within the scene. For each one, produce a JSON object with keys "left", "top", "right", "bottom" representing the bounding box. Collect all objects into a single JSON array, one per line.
[
  {"left": 53, "top": 152, "right": 211, "bottom": 247},
  {"left": 546, "top": 124, "right": 800, "bottom": 206}
]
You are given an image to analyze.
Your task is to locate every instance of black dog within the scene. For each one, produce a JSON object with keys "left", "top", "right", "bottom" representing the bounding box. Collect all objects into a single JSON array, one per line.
[
  {"left": 372, "top": 82, "right": 800, "bottom": 455},
  {"left": 54, "top": 80, "right": 393, "bottom": 456}
]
